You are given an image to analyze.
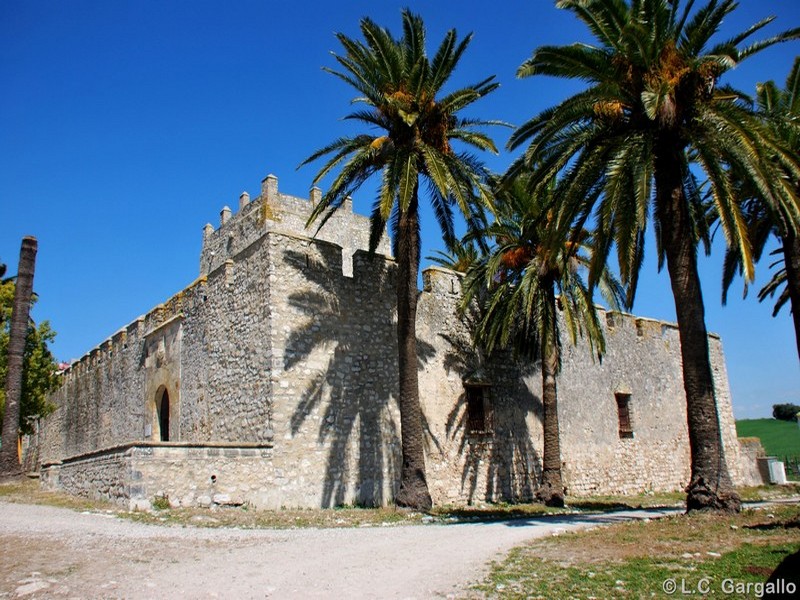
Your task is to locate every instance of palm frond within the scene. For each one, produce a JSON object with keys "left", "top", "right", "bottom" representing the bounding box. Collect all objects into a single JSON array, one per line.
[
  {"left": 461, "top": 171, "right": 624, "bottom": 370},
  {"left": 518, "top": 44, "right": 613, "bottom": 82},
  {"left": 737, "top": 28, "right": 800, "bottom": 63},
  {"left": 787, "top": 56, "right": 800, "bottom": 113},
  {"left": 679, "top": 0, "right": 736, "bottom": 57},
  {"left": 303, "top": 9, "right": 500, "bottom": 247},
  {"left": 707, "top": 16, "right": 775, "bottom": 58},
  {"left": 556, "top": 0, "right": 631, "bottom": 53}
]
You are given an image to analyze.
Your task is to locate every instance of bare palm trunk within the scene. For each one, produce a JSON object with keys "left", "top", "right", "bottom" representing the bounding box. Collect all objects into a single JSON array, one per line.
[
  {"left": 655, "top": 142, "right": 740, "bottom": 513},
  {"left": 0, "top": 237, "right": 37, "bottom": 476},
  {"left": 781, "top": 226, "right": 800, "bottom": 363},
  {"left": 393, "top": 189, "right": 433, "bottom": 510},
  {"left": 536, "top": 279, "right": 565, "bottom": 507}
]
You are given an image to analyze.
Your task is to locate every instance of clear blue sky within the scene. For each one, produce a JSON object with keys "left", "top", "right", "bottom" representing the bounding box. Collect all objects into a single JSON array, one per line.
[{"left": 2, "top": 1, "right": 798, "bottom": 419}]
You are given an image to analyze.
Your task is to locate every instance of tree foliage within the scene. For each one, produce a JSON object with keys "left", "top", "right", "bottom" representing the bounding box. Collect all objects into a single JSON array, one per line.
[
  {"left": 462, "top": 175, "right": 624, "bottom": 363},
  {"left": 773, "top": 403, "right": 800, "bottom": 422},
  {"left": 508, "top": 0, "right": 799, "bottom": 512},
  {"left": 510, "top": 0, "right": 800, "bottom": 298},
  {"left": 0, "top": 279, "right": 59, "bottom": 436},
  {"left": 461, "top": 174, "right": 625, "bottom": 506},
  {"left": 300, "top": 9, "right": 501, "bottom": 250},
  {"left": 721, "top": 56, "right": 800, "bottom": 362},
  {"left": 301, "top": 9, "right": 500, "bottom": 509},
  {"left": 425, "top": 238, "right": 482, "bottom": 273}
]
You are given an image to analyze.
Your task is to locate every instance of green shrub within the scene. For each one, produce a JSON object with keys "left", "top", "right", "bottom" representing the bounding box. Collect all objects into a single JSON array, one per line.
[{"left": 773, "top": 403, "right": 800, "bottom": 421}]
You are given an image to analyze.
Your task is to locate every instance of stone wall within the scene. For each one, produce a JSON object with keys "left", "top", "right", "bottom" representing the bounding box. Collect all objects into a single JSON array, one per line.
[
  {"left": 261, "top": 244, "right": 745, "bottom": 505},
  {"left": 710, "top": 336, "right": 745, "bottom": 486},
  {"left": 265, "top": 233, "right": 402, "bottom": 507},
  {"left": 39, "top": 236, "right": 279, "bottom": 464},
  {"left": 414, "top": 268, "right": 743, "bottom": 502},
  {"left": 556, "top": 312, "right": 693, "bottom": 495},
  {"left": 40, "top": 314, "right": 148, "bottom": 463},
  {"left": 416, "top": 267, "right": 540, "bottom": 505},
  {"left": 199, "top": 174, "right": 391, "bottom": 277},
  {"left": 738, "top": 438, "right": 768, "bottom": 487},
  {"left": 41, "top": 445, "right": 132, "bottom": 505},
  {"left": 42, "top": 442, "right": 275, "bottom": 510},
  {"left": 37, "top": 176, "right": 750, "bottom": 509},
  {"left": 192, "top": 235, "right": 274, "bottom": 443}
]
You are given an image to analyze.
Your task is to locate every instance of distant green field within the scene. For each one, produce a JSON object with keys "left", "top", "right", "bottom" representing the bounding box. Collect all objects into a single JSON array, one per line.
[{"left": 736, "top": 418, "right": 800, "bottom": 457}]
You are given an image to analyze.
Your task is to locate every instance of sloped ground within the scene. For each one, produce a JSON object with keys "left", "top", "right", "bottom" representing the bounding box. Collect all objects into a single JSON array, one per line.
[
  {"left": 736, "top": 418, "right": 800, "bottom": 457},
  {"left": 0, "top": 500, "right": 678, "bottom": 599},
  {"left": 471, "top": 501, "right": 800, "bottom": 598}
]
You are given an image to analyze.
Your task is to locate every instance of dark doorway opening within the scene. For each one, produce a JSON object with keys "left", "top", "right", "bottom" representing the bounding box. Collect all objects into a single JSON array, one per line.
[{"left": 158, "top": 389, "right": 170, "bottom": 442}]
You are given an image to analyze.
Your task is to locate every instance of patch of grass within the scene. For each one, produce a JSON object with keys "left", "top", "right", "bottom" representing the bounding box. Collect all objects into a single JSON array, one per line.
[
  {"left": 431, "top": 502, "right": 569, "bottom": 522},
  {"left": 737, "top": 483, "right": 800, "bottom": 502},
  {"left": 431, "top": 491, "right": 686, "bottom": 523},
  {"left": 0, "top": 476, "right": 115, "bottom": 512},
  {"left": 473, "top": 505, "right": 800, "bottom": 599},
  {"left": 123, "top": 504, "right": 422, "bottom": 529},
  {"left": 152, "top": 495, "right": 171, "bottom": 510},
  {"left": 737, "top": 418, "right": 800, "bottom": 457},
  {"left": 3, "top": 476, "right": 796, "bottom": 535},
  {"left": 569, "top": 491, "right": 686, "bottom": 510}
]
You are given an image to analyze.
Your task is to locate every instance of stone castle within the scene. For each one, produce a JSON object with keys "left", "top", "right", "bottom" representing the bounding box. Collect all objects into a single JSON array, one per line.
[{"left": 34, "top": 173, "right": 759, "bottom": 510}]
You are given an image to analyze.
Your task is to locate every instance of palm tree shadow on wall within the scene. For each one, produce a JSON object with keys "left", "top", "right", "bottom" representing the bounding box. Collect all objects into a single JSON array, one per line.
[
  {"left": 283, "top": 249, "right": 436, "bottom": 507},
  {"left": 441, "top": 332, "right": 542, "bottom": 505}
]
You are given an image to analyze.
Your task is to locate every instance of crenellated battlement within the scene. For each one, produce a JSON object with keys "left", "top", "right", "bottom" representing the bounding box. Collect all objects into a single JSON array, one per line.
[
  {"left": 39, "top": 168, "right": 745, "bottom": 510},
  {"left": 417, "top": 265, "right": 719, "bottom": 344},
  {"left": 60, "top": 223, "right": 391, "bottom": 381},
  {"left": 60, "top": 275, "right": 209, "bottom": 380},
  {"left": 199, "top": 172, "right": 391, "bottom": 277},
  {"left": 56, "top": 221, "right": 704, "bottom": 401}
]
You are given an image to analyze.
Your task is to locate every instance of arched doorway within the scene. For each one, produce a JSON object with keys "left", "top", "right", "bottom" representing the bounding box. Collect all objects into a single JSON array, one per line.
[{"left": 157, "top": 388, "right": 170, "bottom": 442}]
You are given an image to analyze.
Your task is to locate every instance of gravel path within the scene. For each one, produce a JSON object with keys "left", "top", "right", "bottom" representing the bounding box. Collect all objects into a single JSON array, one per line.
[{"left": 0, "top": 501, "right": 677, "bottom": 599}]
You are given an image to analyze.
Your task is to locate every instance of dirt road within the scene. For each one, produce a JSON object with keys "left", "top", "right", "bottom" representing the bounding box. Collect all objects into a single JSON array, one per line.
[{"left": 0, "top": 501, "right": 676, "bottom": 599}]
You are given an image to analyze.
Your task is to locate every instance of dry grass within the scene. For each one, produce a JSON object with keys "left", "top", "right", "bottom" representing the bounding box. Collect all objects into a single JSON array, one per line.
[
  {"left": 126, "top": 503, "right": 422, "bottom": 529},
  {"left": 473, "top": 504, "right": 800, "bottom": 599},
  {"left": 0, "top": 476, "right": 421, "bottom": 529},
  {"left": 528, "top": 505, "right": 800, "bottom": 567},
  {"left": 0, "top": 476, "right": 112, "bottom": 512},
  {"left": 2, "top": 476, "right": 798, "bottom": 533}
]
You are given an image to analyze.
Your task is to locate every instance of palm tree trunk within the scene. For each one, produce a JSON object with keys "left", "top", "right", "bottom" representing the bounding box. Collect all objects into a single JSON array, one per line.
[
  {"left": 536, "top": 279, "right": 565, "bottom": 507},
  {"left": 393, "top": 188, "right": 433, "bottom": 510},
  {"left": 781, "top": 226, "right": 800, "bottom": 363},
  {"left": 0, "top": 237, "right": 37, "bottom": 476},
  {"left": 655, "top": 142, "right": 740, "bottom": 513}
]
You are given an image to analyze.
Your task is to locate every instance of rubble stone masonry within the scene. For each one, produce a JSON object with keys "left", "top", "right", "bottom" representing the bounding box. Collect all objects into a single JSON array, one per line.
[{"left": 37, "top": 174, "right": 748, "bottom": 509}]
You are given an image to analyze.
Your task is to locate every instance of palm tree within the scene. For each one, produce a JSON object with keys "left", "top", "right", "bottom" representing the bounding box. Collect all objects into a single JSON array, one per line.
[
  {"left": 426, "top": 239, "right": 482, "bottom": 273},
  {"left": 757, "top": 255, "right": 793, "bottom": 319},
  {"left": 301, "top": 9, "right": 500, "bottom": 510},
  {"left": 509, "top": 0, "right": 800, "bottom": 511},
  {"left": 462, "top": 176, "right": 624, "bottom": 506},
  {"left": 1, "top": 237, "right": 38, "bottom": 476},
  {"left": 722, "top": 57, "right": 800, "bottom": 362},
  {"left": 0, "top": 262, "right": 8, "bottom": 329}
]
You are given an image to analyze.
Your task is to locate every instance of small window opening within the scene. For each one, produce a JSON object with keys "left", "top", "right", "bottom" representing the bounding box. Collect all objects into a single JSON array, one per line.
[
  {"left": 466, "top": 385, "right": 492, "bottom": 433},
  {"left": 615, "top": 392, "right": 633, "bottom": 439},
  {"left": 158, "top": 389, "right": 170, "bottom": 442}
]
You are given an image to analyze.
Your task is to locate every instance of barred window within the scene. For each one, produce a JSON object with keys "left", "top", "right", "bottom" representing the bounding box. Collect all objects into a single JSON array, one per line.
[{"left": 466, "top": 385, "right": 492, "bottom": 433}]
